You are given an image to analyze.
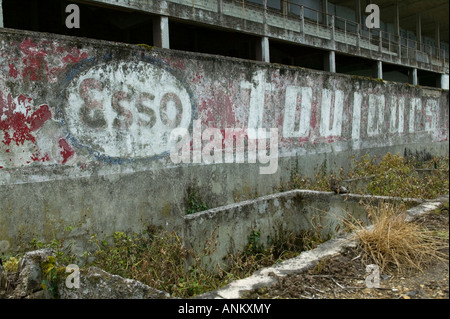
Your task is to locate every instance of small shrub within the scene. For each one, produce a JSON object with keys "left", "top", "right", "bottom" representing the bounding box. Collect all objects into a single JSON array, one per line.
[
  {"left": 28, "top": 226, "right": 79, "bottom": 266},
  {"left": 86, "top": 225, "right": 322, "bottom": 298},
  {"left": 346, "top": 202, "right": 447, "bottom": 275},
  {"left": 185, "top": 187, "right": 209, "bottom": 215},
  {"left": 88, "top": 227, "right": 223, "bottom": 298},
  {"left": 3, "top": 256, "right": 19, "bottom": 273},
  {"left": 41, "top": 256, "right": 65, "bottom": 297},
  {"left": 281, "top": 153, "right": 449, "bottom": 199},
  {"left": 357, "top": 153, "right": 449, "bottom": 199}
]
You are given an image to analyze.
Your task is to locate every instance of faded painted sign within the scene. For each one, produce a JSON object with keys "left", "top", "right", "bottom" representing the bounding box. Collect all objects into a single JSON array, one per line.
[
  {"left": 61, "top": 59, "right": 194, "bottom": 160},
  {"left": 0, "top": 32, "right": 448, "bottom": 174}
]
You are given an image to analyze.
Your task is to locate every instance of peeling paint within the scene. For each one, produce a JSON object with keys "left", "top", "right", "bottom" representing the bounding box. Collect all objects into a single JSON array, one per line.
[
  {"left": 0, "top": 91, "right": 53, "bottom": 166},
  {"left": 0, "top": 92, "right": 51, "bottom": 146},
  {"left": 59, "top": 138, "right": 75, "bottom": 164},
  {"left": 0, "top": 30, "right": 447, "bottom": 177},
  {"left": 2, "top": 38, "right": 89, "bottom": 83}
]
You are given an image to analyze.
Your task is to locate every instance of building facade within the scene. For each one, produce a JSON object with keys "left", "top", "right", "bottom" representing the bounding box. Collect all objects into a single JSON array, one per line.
[{"left": 0, "top": 0, "right": 448, "bottom": 88}]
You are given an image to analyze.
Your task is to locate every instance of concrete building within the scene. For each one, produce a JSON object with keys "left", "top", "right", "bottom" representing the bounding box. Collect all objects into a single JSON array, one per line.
[{"left": 0, "top": 0, "right": 448, "bottom": 88}]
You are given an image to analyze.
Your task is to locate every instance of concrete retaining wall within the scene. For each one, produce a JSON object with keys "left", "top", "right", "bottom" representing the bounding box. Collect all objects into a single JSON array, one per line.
[
  {"left": 183, "top": 190, "right": 424, "bottom": 268},
  {"left": 0, "top": 28, "right": 448, "bottom": 250},
  {"left": 184, "top": 190, "right": 364, "bottom": 268}
]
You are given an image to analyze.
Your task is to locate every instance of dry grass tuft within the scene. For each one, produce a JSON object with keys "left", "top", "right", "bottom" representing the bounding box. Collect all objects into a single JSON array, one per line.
[{"left": 346, "top": 203, "right": 448, "bottom": 275}]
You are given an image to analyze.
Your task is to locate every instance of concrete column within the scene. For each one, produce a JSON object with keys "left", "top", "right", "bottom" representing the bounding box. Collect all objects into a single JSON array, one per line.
[
  {"left": 153, "top": 16, "right": 170, "bottom": 49},
  {"left": 0, "top": 0, "right": 4, "bottom": 28},
  {"left": 300, "top": 5, "right": 305, "bottom": 35},
  {"left": 435, "top": 21, "right": 440, "bottom": 56},
  {"left": 263, "top": 0, "right": 268, "bottom": 33},
  {"left": 355, "top": 0, "right": 362, "bottom": 25},
  {"left": 394, "top": 2, "right": 400, "bottom": 58},
  {"left": 356, "top": 23, "right": 361, "bottom": 50},
  {"left": 256, "top": 36, "right": 270, "bottom": 63},
  {"left": 440, "top": 74, "right": 449, "bottom": 90},
  {"left": 378, "top": 29, "right": 382, "bottom": 53},
  {"left": 372, "top": 60, "right": 383, "bottom": 79},
  {"left": 323, "top": 0, "right": 328, "bottom": 26},
  {"left": 416, "top": 14, "right": 422, "bottom": 50},
  {"left": 324, "top": 50, "right": 336, "bottom": 73},
  {"left": 330, "top": 15, "right": 335, "bottom": 44},
  {"left": 217, "top": 0, "right": 223, "bottom": 14},
  {"left": 281, "top": 0, "right": 288, "bottom": 17},
  {"left": 394, "top": 2, "right": 400, "bottom": 37},
  {"left": 409, "top": 68, "right": 418, "bottom": 85}
]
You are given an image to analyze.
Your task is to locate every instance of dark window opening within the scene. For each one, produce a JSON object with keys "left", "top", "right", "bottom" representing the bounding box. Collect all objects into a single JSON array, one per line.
[
  {"left": 2, "top": 0, "right": 154, "bottom": 45},
  {"left": 336, "top": 53, "right": 378, "bottom": 77},
  {"left": 169, "top": 20, "right": 258, "bottom": 61},
  {"left": 270, "top": 39, "right": 326, "bottom": 71},
  {"left": 382, "top": 63, "right": 412, "bottom": 84},
  {"left": 417, "top": 70, "right": 442, "bottom": 88}
]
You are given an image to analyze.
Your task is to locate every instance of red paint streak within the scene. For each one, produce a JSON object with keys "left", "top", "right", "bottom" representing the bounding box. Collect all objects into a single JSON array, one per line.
[
  {"left": 17, "top": 94, "right": 32, "bottom": 107},
  {"left": 0, "top": 108, "right": 35, "bottom": 146},
  {"left": 19, "top": 38, "right": 37, "bottom": 53},
  {"left": 298, "top": 137, "right": 309, "bottom": 143},
  {"left": 222, "top": 95, "right": 236, "bottom": 128},
  {"left": 200, "top": 90, "right": 236, "bottom": 128},
  {"left": 62, "top": 51, "right": 88, "bottom": 64},
  {"left": 165, "top": 58, "right": 186, "bottom": 70},
  {"left": 221, "top": 128, "right": 248, "bottom": 151},
  {"left": 22, "top": 53, "right": 47, "bottom": 81},
  {"left": 29, "top": 104, "right": 52, "bottom": 131},
  {"left": 192, "top": 74, "right": 203, "bottom": 83},
  {"left": 31, "top": 152, "right": 50, "bottom": 163},
  {"left": 56, "top": 45, "right": 65, "bottom": 54},
  {"left": 0, "top": 92, "right": 52, "bottom": 146},
  {"left": 9, "top": 64, "right": 18, "bottom": 78},
  {"left": 324, "top": 136, "right": 344, "bottom": 143},
  {"left": 59, "top": 138, "right": 74, "bottom": 164},
  {"left": 6, "top": 38, "right": 89, "bottom": 82},
  {"left": 19, "top": 39, "right": 48, "bottom": 81},
  {"left": 310, "top": 102, "right": 317, "bottom": 130},
  {"left": 276, "top": 114, "right": 284, "bottom": 128},
  {"left": 200, "top": 100, "right": 212, "bottom": 124}
]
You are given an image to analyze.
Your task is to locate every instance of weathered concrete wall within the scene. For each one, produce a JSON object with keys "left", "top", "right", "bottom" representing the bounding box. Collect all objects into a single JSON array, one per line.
[
  {"left": 184, "top": 190, "right": 362, "bottom": 269},
  {"left": 183, "top": 190, "right": 423, "bottom": 269},
  {"left": 0, "top": 28, "right": 448, "bottom": 250}
]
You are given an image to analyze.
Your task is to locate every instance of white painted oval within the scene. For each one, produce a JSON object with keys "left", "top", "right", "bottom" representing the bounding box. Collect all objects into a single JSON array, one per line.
[{"left": 64, "top": 60, "right": 193, "bottom": 159}]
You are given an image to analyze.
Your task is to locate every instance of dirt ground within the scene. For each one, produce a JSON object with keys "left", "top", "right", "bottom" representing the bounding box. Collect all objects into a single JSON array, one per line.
[{"left": 245, "top": 206, "right": 449, "bottom": 300}]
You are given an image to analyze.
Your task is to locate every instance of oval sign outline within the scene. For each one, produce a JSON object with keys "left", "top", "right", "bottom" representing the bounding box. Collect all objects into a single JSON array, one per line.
[{"left": 57, "top": 54, "right": 197, "bottom": 164}]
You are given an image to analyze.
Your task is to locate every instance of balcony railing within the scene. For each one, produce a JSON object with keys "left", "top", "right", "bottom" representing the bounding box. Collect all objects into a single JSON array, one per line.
[{"left": 167, "top": 0, "right": 448, "bottom": 71}]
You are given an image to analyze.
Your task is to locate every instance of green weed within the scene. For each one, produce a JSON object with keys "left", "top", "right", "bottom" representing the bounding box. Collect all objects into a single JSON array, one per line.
[
  {"left": 185, "top": 187, "right": 209, "bottom": 215},
  {"left": 281, "top": 153, "right": 449, "bottom": 199}
]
